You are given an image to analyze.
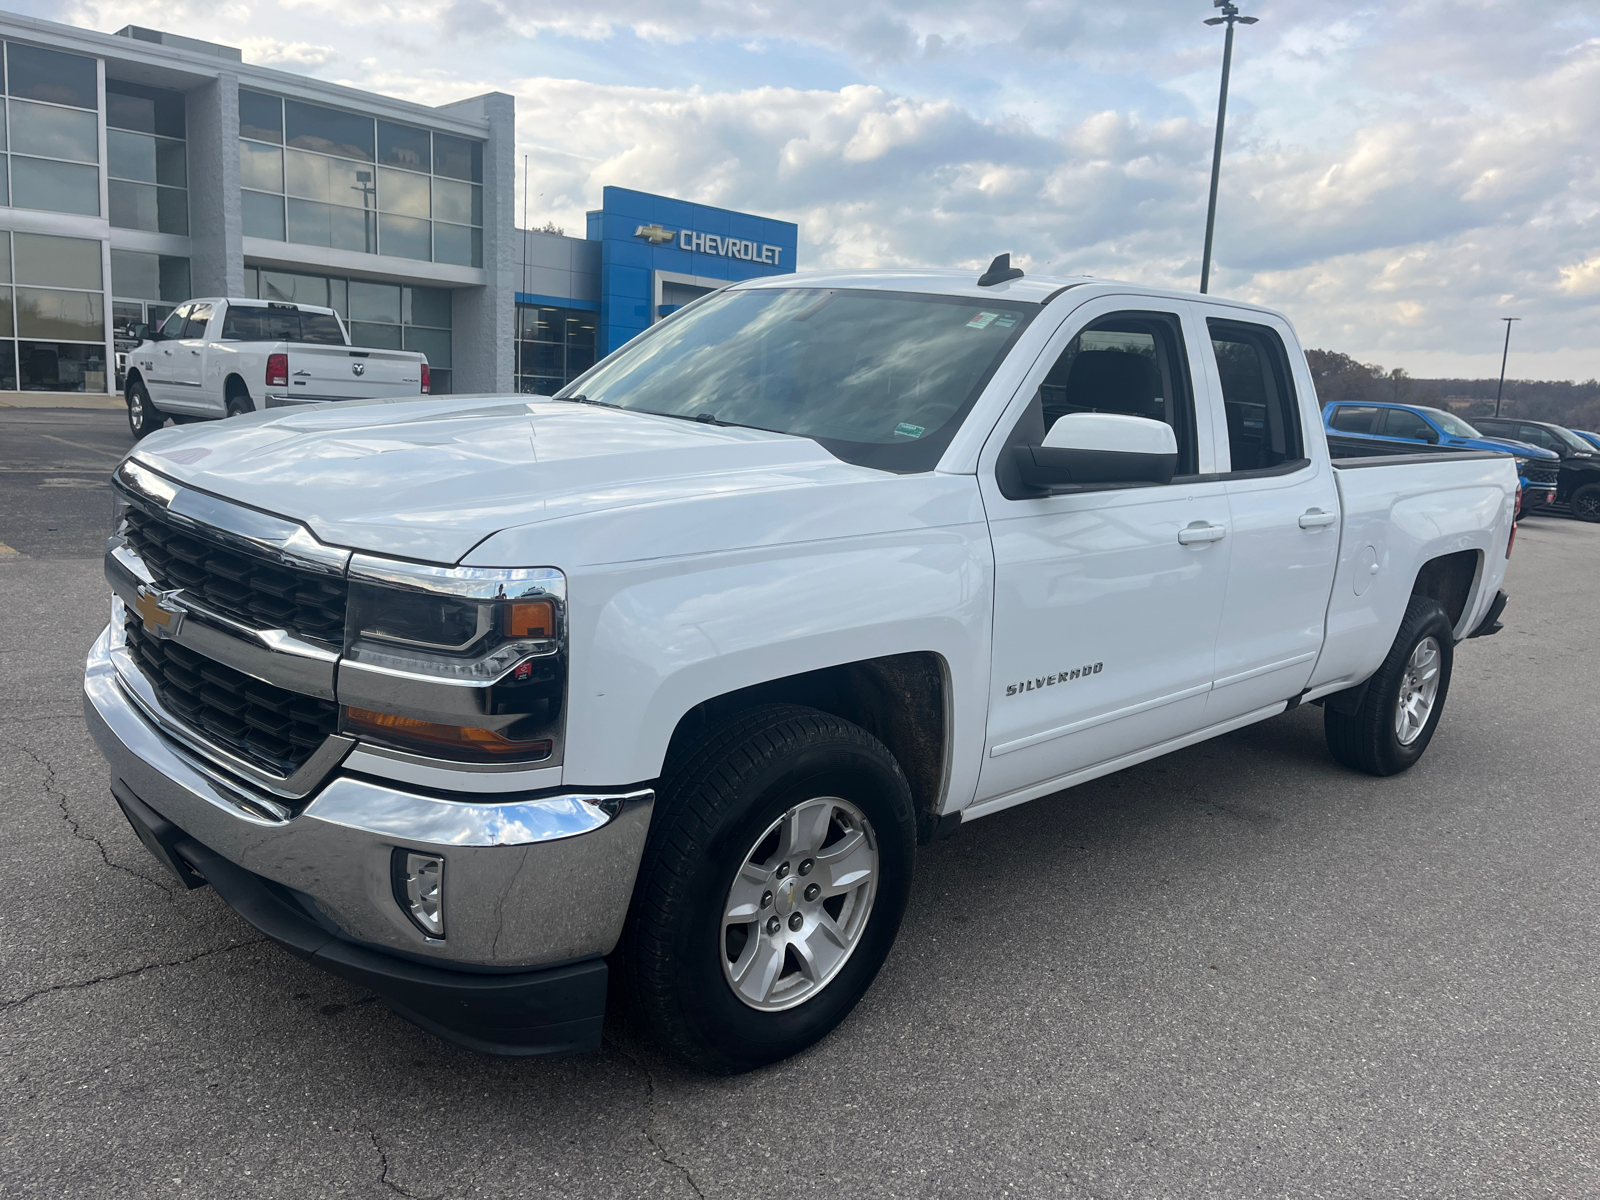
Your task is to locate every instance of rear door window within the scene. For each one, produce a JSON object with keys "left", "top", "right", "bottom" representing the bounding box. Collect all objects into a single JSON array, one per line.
[
  {"left": 1380, "top": 408, "right": 1435, "bottom": 442},
  {"left": 1207, "top": 318, "right": 1305, "bottom": 474},
  {"left": 1517, "top": 424, "right": 1565, "bottom": 453},
  {"left": 1329, "top": 405, "right": 1379, "bottom": 434}
]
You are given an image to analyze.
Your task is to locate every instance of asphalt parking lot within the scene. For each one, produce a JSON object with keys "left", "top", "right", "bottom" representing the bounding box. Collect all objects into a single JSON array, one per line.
[{"left": 3, "top": 407, "right": 1598, "bottom": 1199}]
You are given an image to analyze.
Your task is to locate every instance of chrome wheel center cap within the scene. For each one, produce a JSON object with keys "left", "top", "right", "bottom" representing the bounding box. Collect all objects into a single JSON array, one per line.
[{"left": 775, "top": 877, "right": 799, "bottom": 915}]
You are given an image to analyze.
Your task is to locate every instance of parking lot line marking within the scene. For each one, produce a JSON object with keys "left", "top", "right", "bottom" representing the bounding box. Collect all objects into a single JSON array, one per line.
[
  {"left": 0, "top": 541, "right": 20, "bottom": 557},
  {"left": 38, "top": 433, "right": 124, "bottom": 462}
]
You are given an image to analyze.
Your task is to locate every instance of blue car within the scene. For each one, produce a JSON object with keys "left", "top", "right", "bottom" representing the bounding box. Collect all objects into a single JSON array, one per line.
[{"left": 1323, "top": 401, "right": 1560, "bottom": 514}]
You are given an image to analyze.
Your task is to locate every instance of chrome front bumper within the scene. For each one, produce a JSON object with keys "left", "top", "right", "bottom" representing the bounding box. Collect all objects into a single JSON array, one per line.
[{"left": 83, "top": 623, "right": 653, "bottom": 970}]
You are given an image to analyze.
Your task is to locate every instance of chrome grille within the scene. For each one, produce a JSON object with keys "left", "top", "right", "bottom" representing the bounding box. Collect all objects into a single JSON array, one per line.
[
  {"left": 123, "top": 614, "right": 339, "bottom": 776},
  {"left": 123, "top": 504, "right": 347, "bottom": 645}
]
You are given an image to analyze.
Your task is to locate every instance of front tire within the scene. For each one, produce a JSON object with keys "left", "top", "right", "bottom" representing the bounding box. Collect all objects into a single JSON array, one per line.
[
  {"left": 1325, "top": 595, "right": 1455, "bottom": 776},
  {"left": 625, "top": 705, "right": 916, "bottom": 1073},
  {"left": 126, "top": 380, "right": 159, "bottom": 439},
  {"left": 1570, "top": 484, "right": 1600, "bottom": 523}
]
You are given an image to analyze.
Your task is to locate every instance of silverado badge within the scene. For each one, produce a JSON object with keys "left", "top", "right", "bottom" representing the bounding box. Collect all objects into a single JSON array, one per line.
[{"left": 133, "top": 586, "right": 187, "bottom": 640}]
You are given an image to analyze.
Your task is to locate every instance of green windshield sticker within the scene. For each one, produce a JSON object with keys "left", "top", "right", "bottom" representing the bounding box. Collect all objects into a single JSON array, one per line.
[
  {"left": 966, "top": 312, "right": 999, "bottom": 329},
  {"left": 894, "top": 422, "right": 926, "bottom": 439},
  {"left": 994, "top": 315, "right": 1018, "bottom": 328}
]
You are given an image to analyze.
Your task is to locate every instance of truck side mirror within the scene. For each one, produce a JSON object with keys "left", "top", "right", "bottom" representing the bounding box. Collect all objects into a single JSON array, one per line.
[{"left": 1012, "top": 412, "right": 1179, "bottom": 493}]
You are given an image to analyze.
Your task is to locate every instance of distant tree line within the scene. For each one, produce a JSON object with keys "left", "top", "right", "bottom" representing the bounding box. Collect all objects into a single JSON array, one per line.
[{"left": 1305, "top": 349, "right": 1600, "bottom": 432}]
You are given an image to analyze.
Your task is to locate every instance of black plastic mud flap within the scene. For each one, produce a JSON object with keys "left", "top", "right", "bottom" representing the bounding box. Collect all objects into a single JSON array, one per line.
[{"left": 1468, "top": 589, "right": 1508, "bottom": 639}]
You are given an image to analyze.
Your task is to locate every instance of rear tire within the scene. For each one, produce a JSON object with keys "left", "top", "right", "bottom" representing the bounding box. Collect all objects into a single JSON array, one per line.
[
  {"left": 625, "top": 704, "right": 916, "bottom": 1073},
  {"left": 1325, "top": 595, "right": 1455, "bottom": 776},
  {"left": 126, "top": 380, "right": 159, "bottom": 439},
  {"left": 1570, "top": 484, "right": 1600, "bottom": 523},
  {"left": 225, "top": 389, "right": 255, "bottom": 418}
]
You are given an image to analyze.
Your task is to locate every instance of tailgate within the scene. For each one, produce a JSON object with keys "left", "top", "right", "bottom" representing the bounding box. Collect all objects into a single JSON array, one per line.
[{"left": 287, "top": 347, "right": 425, "bottom": 400}]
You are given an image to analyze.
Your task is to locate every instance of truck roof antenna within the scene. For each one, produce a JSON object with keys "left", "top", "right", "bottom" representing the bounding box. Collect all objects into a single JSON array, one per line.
[{"left": 977, "top": 253, "right": 1025, "bottom": 287}]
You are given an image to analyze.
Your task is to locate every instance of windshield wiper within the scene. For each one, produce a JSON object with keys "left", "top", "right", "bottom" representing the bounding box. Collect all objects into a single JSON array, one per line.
[{"left": 554, "top": 393, "right": 622, "bottom": 409}]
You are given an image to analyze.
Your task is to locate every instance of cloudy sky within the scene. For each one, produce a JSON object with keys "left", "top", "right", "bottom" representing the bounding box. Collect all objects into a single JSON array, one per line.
[{"left": 34, "top": 0, "right": 1600, "bottom": 379}]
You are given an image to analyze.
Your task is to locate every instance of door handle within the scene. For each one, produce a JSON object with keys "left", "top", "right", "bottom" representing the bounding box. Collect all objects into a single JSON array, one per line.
[
  {"left": 190, "top": 349, "right": 201, "bottom": 356},
  {"left": 1299, "top": 508, "right": 1338, "bottom": 529},
  {"left": 1178, "top": 522, "right": 1227, "bottom": 545}
]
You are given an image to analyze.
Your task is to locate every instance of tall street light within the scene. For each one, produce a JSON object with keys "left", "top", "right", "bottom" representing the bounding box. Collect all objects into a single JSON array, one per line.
[
  {"left": 1199, "top": 0, "right": 1258, "bottom": 294},
  {"left": 1494, "top": 317, "right": 1521, "bottom": 417}
]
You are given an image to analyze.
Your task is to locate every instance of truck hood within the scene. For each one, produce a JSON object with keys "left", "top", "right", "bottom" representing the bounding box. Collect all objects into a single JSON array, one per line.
[{"left": 129, "top": 395, "right": 890, "bottom": 563}]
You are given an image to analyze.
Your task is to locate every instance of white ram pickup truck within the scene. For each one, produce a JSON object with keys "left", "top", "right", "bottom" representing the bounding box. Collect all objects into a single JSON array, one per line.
[
  {"left": 84, "top": 266, "right": 1515, "bottom": 1072},
  {"left": 122, "top": 297, "right": 429, "bottom": 439}
]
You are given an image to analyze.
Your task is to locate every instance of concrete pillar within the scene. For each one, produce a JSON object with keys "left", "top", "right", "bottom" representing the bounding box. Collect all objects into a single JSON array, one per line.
[
  {"left": 439, "top": 91, "right": 515, "bottom": 394},
  {"left": 186, "top": 74, "right": 242, "bottom": 298}
]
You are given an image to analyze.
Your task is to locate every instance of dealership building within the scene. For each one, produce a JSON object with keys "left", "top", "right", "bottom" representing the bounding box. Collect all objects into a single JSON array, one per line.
[{"left": 0, "top": 12, "right": 796, "bottom": 397}]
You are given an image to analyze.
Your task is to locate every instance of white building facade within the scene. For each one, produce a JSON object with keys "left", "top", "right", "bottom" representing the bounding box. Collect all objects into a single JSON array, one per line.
[{"left": 0, "top": 14, "right": 515, "bottom": 396}]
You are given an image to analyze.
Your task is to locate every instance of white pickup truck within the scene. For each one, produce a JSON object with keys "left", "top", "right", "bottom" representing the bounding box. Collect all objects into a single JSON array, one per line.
[
  {"left": 122, "top": 297, "right": 430, "bottom": 439},
  {"left": 84, "top": 266, "right": 1515, "bottom": 1073}
]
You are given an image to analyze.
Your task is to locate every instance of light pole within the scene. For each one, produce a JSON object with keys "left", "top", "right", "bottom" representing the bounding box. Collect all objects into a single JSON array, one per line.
[
  {"left": 1199, "top": 0, "right": 1258, "bottom": 294},
  {"left": 1494, "top": 317, "right": 1521, "bottom": 417}
]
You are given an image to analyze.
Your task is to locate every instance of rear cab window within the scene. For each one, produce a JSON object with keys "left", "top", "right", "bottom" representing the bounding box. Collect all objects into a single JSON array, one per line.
[
  {"left": 1207, "top": 318, "right": 1306, "bottom": 475},
  {"left": 221, "top": 304, "right": 347, "bottom": 346}
]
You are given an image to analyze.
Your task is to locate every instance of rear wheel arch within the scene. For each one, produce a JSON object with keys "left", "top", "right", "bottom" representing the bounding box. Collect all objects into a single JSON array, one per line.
[
  {"left": 659, "top": 651, "right": 952, "bottom": 844},
  {"left": 1409, "top": 548, "right": 1480, "bottom": 635}
]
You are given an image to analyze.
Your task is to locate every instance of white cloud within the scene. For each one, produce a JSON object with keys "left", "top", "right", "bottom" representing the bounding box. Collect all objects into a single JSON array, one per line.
[{"left": 44, "top": 0, "right": 1600, "bottom": 377}]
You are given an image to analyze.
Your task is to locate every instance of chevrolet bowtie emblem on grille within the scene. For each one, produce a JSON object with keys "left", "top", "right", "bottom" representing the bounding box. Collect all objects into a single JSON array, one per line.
[
  {"left": 351, "top": 361, "right": 366, "bottom": 376},
  {"left": 634, "top": 223, "right": 676, "bottom": 245},
  {"left": 133, "top": 585, "right": 187, "bottom": 640}
]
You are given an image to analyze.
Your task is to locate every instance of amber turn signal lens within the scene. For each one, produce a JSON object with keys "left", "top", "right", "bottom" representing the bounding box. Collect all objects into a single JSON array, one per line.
[
  {"left": 343, "top": 706, "right": 552, "bottom": 761},
  {"left": 503, "top": 600, "right": 554, "bottom": 638}
]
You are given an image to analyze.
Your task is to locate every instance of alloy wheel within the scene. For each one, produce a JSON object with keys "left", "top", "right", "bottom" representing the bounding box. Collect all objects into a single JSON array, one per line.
[
  {"left": 720, "top": 796, "right": 879, "bottom": 1012},
  {"left": 1395, "top": 635, "right": 1441, "bottom": 746}
]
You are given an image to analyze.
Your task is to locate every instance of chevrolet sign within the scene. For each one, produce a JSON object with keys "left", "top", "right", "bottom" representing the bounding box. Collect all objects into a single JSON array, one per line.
[{"left": 633, "top": 223, "right": 784, "bottom": 266}]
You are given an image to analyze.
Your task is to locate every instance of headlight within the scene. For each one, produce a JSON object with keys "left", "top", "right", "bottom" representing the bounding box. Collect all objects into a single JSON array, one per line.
[{"left": 341, "top": 558, "right": 566, "bottom": 763}]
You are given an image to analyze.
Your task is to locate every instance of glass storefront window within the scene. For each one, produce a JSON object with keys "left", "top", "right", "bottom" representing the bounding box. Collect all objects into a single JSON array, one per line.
[
  {"left": 9, "top": 99, "right": 98, "bottom": 163},
  {"left": 240, "top": 141, "right": 283, "bottom": 192},
  {"left": 107, "top": 83, "right": 190, "bottom": 237},
  {"left": 240, "top": 91, "right": 283, "bottom": 143},
  {"left": 0, "top": 42, "right": 101, "bottom": 216},
  {"left": 240, "top": 91, "right": 482, "bottom": 266},
  {"left": 515, "top": 303, "right": 597, "bottom": 395},
  {"left": 15, "top": 232, "right": 100, "bottom": 289},
  {"left": 6, "top": 44, "right": 96, "bottom": 110},
  {"left": 20, "top": 341, "right": 105, "bottom": 392},
  {"left": 242, "top": 191, "right": 286, "bottom": 240},
  {"left": 11, "top": 157, "right": 98, "bottom": 215},
  {"left": 286, "top": 99, "right": 375, "bottom": 161},
  {"left": 17, "top": 287, "right": 103, "bottom": 340},
  {"left": 378, "top": 213, "right": 430, "bottom": 261},
  {"left": 378, "top": 121, "right": 430, "bottom": 171},
  {"left": 379, "top": 167, "right": 429, "bottom": 218}
]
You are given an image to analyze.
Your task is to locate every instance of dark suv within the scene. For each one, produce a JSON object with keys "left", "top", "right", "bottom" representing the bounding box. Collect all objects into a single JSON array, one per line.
[{"left": 1474, "top": 417, "right": 1600, "bottom": 521}]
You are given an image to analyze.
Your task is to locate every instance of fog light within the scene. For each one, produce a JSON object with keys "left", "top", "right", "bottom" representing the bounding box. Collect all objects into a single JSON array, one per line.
[{"left": 392, "top": 850, "right": 445, "bottom": 938}]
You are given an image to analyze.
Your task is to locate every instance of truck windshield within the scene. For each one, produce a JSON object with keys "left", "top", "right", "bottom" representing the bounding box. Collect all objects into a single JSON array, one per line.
[
  {"left": 558, "top": 287, "right": 1037, "bottom": 472},
  {"left": 1420, "top": 408, "right": 1481, "bottom": 438}
]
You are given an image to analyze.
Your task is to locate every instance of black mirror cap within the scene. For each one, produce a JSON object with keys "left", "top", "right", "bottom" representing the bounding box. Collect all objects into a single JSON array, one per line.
[
  {"left": 978, "top": 253, "right": 1025, "bottom": 287},
  {"left": 1012, "top": 443, "right": 1178, "bottom": 494}
]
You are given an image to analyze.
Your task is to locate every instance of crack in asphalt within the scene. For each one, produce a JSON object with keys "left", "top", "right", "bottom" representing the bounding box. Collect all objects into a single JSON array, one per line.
[
  {"left": 605, "top": 1036, "right": 707, "bottom": 1199},
  {"left": 366, "top": 1128, "right": 444, "bottom": 1200},
  {"left": 17, "top": 744, "right": 179, "bottom": 899},
  {"left": 0, "top": 939, "right": 264, "bottom": 1012}
]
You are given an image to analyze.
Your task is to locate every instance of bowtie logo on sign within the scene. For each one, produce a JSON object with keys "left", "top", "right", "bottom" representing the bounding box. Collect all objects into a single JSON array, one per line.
[{"left": 633, "top": 223, "right": 784, "bottom": 266}]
